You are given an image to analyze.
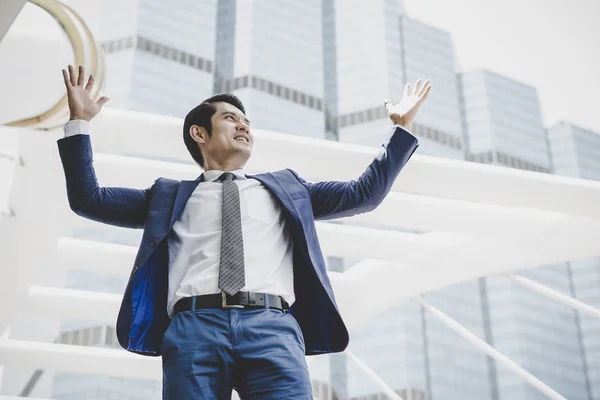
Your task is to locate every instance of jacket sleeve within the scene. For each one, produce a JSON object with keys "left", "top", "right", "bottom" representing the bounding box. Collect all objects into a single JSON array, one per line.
[
  {"left": 292, "top": 125, "right": 418, "bottom": 220},
  {"left": 57, "top": 134, "right": 151, "bottom": 229}
]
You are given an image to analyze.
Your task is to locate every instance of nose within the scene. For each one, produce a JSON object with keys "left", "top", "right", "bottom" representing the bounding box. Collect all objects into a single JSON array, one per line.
[{"left": 236, "top": 121, "right": 249, "bottom": 133}]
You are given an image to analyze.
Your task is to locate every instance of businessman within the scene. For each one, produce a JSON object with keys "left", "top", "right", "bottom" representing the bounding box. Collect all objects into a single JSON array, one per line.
[{"left": 58, "top": 65, "right": 430, "bottom": 399}]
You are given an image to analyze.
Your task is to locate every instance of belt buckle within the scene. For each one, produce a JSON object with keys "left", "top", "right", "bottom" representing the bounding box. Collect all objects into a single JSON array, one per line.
[{"left": 221, "top": 291, "right": 244, "bottom": 309}]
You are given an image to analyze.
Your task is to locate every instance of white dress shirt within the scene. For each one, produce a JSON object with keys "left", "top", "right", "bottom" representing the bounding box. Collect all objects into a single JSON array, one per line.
[{"left": 64, "top": 120, "right": 295, "bottom": 317}]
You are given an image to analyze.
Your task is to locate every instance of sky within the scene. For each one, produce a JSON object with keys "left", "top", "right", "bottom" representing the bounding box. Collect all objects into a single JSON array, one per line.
[{"left": 403, "top": 0, "right": 600, "bottom": 133}]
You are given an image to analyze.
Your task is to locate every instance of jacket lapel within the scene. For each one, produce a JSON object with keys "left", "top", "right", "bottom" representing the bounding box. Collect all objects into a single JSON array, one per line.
[
  {"left": 169, "top": 177, "right": 202, "bottom": 229},
  {"left": 248, "top": 173, "right": 300, "bottom": 224},
  {"left": 167, "top": 172, "right": 300, "bottom": 232}
]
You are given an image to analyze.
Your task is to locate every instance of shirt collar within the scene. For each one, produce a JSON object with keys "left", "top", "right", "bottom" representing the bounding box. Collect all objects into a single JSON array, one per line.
[{"left": 203, "top": 169, "right": 247, "bottom": 182}]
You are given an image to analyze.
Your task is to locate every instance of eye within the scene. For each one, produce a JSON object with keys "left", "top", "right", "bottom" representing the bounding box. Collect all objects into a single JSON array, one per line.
[{"left": 225, "top": 115, "right": 234, "bottom": 120}]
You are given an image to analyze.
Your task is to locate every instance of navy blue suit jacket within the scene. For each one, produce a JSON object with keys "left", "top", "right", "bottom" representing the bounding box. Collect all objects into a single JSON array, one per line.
[{"left": 57, "top": 126, "right": 418, "bottom": 356}]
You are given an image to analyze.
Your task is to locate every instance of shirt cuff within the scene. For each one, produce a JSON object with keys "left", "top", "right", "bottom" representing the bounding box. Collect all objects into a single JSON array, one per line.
[{"left": 64, "top": 119, "right": 90, "bottom": 138}]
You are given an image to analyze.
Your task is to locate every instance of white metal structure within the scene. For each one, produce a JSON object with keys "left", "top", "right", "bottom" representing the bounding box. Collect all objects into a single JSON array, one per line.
[{"left": 2, "top": 1, "right": 600, "bottom": 399}]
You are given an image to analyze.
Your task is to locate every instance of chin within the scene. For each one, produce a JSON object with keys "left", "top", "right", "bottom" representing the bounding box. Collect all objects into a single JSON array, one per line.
[{"left": 236, "top": 147, "right": 252, "bottom": 159}]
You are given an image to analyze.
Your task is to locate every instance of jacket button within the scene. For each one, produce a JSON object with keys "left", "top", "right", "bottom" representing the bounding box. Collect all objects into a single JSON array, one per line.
[
  {"left": 132, "top": 265, "right": 139, "bottom": 273},
  {"left": 150, "top": 238, "right": 158, "bottom": 247}
]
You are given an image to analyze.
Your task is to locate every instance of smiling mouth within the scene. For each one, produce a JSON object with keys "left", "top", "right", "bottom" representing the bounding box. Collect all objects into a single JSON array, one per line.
[{"left": 234, "top": 136, "right": 249, "bottom": 143}]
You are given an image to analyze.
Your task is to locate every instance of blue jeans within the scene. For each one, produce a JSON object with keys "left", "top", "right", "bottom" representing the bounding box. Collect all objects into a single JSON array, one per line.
[{"left": 161, "top": 307, "right": 313, "bottom": 399}]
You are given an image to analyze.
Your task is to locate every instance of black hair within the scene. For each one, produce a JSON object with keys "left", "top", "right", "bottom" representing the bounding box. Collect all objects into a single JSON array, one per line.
[{"left": 183, "top": 93, "right": 246, "bottom": 168}]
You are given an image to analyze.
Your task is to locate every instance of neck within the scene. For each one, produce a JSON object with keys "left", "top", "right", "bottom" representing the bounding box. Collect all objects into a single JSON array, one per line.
[{"left": 203, "top": 158, "right": 246, "bottom": 172}]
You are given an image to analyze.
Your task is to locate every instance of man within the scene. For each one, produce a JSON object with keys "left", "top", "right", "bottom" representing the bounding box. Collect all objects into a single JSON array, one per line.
[{"left": 58, "top": 64, "right": 430, "bottom": 399}]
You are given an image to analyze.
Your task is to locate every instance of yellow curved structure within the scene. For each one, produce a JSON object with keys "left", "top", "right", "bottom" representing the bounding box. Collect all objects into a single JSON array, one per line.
[{"left": 4, "top": 0, "right": 105, "bottom": 129}]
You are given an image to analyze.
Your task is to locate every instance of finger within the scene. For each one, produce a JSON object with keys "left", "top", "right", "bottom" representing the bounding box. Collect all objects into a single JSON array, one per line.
[
  {"left": 413, "top": 79, "right": 422, "bottom": 95},
  {"left": 62, "top": 69, "right": 72, "bottom": 88},
  {"left": 77, "top": 65, "right": 85, "bottom": 86},
  {"left": 403, "top": 84, "right": 410, "bottom": 98},
  {"left": 418, "top": 80, "right": 431, "bottom": 97},
  {"left": 417, "top": 85, "right": 432, "bottom": 103},
  {"left": 68, "top": 65, "right": 77, "bottom": 86},
  {"left": 96, "top": 96, "right": 110, "bottom": 108},
  {"left": 383, "top": 98, "right": 393, "bottom": 113},
  {"left": 85, "top": 74, "right": 95, "bottom": 92}
]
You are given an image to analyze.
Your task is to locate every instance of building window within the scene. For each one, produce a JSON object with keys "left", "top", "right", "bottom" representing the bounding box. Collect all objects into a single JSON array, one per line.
[
  {"left": 107, "top": 329, "right": 117, "bottom": 346},
  {"left": 159, "top": 44, "right": 167, "bottom": 57},
  {"left": 349, "top": 113, "right": 356, "bottom": 125},
  {"left": 341, "top": 115, "right": 348, "bottom": 128},
  {"left": 92, "top": 326, "right": 102, "bottom": 345},
  {"left": 498, "top": 153, "right": 506, "bottom": 164},
  {"left": 73, "top": 330, "right": 81, "bottom": 345},
  {"left": 82, "top": 328, "right": 91, "bottom": 345}
]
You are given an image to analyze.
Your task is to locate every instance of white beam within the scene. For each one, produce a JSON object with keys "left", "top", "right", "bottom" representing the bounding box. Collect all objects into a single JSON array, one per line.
[
  {"left": 0, "top": 339, "right": 161, "bottom": 380},
  {"left": 58, "top": 224, "right": 462, "bottom": 275},
  {"left": 21, "top": 265, "right": 405, "bottom": 329},
  {"left": 67, "top": 208, "right": 600, "bottom": 284},
  {"left": 51, "top": 232, "right": 600, "bottom": 331},
  {"left": 506, "top": 274, "right": 600, "bottom": 319},
  {"left": 415, "top": 297, "right": 567, "bottom": 400},
  {"left": 55, "top": 237, "right": 136, "bottom": 275},
  {"left": 26, "top": 286, "right": 120, "bottom": 324},
  {"left": 88, "top": 153, "right": 600, "bottom": 256},
  {"left": 90, "top": 108, "right": 600, "bottom": 219},
  {"left": 0, "top": 129, "right": 66, "bottom": 334}
]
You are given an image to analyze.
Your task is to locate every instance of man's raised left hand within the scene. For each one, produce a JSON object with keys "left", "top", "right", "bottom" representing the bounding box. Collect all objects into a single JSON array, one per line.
[{"left": 384, "top": 79, "right": 432, "bottom": 131}]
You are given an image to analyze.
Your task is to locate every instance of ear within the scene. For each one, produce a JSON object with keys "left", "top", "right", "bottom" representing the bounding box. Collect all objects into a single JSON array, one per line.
[{"left": 189, "top": 125, "right": 208, "bottom": 144}]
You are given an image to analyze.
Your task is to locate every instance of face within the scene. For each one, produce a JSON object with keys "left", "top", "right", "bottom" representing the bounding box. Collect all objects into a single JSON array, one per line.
[{"left": 191, "top": 102, "right": 253, "bottom": 170}]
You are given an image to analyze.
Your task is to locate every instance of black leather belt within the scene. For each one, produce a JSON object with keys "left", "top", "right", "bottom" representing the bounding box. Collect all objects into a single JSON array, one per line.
[{"left": 174, "top": 291, "right": 290, "bottom": 315}]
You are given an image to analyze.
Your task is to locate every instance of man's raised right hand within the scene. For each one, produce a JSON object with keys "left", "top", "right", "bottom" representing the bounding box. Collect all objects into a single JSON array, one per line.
[{"left": 62, "top": 65, "right": 109, "bottom": 121}]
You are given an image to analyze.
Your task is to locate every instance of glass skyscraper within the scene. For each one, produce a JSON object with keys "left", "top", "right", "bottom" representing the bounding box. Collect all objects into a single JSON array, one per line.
[
  {"left": 321, "top": 2, "right": 487, "bottom": 398},
  {"left": 36, "top": 1, "right": 600, "bottom": 399},
  {"left": 460, "top": 73, "right": 590, "bottom": 400},
  {"left": 548, "top": 121, "right": 600, "bottom": 400},
  {"left": 460, "top": 69, "right": 551, "bottom": 172}
]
